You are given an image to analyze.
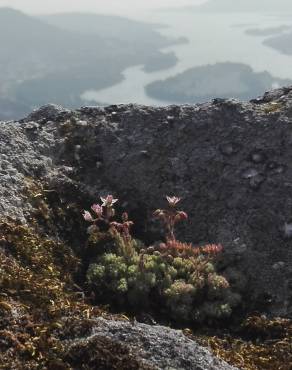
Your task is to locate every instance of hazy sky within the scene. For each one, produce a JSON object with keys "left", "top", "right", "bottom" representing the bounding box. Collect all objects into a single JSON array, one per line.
[{"left": 0, "top": 0, "right": 206, "bottom": 15}]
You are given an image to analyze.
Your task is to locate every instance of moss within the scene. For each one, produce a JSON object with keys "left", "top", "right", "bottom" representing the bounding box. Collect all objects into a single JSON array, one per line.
[
  {"left": 262, "top": 102, "right": 283, "bottom": 114},
  {"left": 23, "top": 177, "right": 86, "bottom": 248},
  {"left": 0, "top": 222, "right": 80, "bottom": 311},
  {"left": 23, "top": 177, "right": 55, "bottom": 224},
  {"left": 0, "top": 221, "right": 106, "bottom": 369},
  {"left": 186, "top": 315, "right": 292, "bottom": 370}
]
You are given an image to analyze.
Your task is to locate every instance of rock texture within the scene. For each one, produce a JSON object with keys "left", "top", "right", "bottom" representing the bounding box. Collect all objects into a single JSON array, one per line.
[
  {"left": 65, "top": 317, "right": 237, "bottom": 370},
  {"left": 0, "top": 87, "right": 292, "bottom": 325}
]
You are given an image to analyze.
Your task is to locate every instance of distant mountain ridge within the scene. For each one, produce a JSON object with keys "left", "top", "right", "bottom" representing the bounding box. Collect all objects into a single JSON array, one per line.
[
  {"left": 39, "top": 12, "right": 187, "bottom": 56},
  {"left": 193, "top": 0, "right": 292, "bottom": 12},
  {"left": 0, "top": 7, "right": 182, "bottom": 120},
  {"left": 40, "top": 13, "right": 164, "bottom": 44}
]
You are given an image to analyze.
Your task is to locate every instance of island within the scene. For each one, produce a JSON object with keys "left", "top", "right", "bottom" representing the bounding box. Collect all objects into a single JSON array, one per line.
[
  {"left": 245, "top": 25, "right": 292, "bottom": 37},
  {"left": 264, "top": 32, "right": 292, "bottom": 55},
  {"left": 145, "top": 62, "right": 292, "bottom": 103}
]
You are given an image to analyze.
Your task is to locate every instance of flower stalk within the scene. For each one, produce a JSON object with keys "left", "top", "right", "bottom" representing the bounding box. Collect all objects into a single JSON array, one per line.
[{"left": 154, "top": 196, "right": 188, "bottom": 242}]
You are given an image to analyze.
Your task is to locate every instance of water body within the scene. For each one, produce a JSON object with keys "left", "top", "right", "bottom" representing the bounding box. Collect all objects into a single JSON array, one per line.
[{"left": 82, "top": 11, "right": 292, "bottom": 105}]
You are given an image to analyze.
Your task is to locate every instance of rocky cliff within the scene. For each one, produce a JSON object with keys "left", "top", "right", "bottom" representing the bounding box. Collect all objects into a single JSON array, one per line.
[{"left": 1, "top": 86, "right": 292, "bottom": 368}]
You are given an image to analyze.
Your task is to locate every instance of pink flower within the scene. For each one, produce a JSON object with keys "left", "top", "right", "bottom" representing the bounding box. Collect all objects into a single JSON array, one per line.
[
  {"left": 83, "top": 210, "right": 93, "bottom": 222},
  {"left": 91, "top": 204, "right": 103, "bottom": 218},
  {"left": 100, "top": 195, "right": 118, "bottom": 207},
  {"left": 166, "top": 196, "right": 181, "bottom": 207}
]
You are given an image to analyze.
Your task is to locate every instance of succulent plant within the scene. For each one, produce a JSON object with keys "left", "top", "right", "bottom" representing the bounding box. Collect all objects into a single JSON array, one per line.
[{"left": 85, "top": 195, "right": 240, "bottom": 323}]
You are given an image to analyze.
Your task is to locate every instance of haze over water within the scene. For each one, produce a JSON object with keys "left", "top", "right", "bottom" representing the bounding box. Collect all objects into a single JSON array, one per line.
[
  {"left": 1, "top": 0, "right": 292, "bottom": 117},
  {"left": 83, "top": 10, "right": 292, "bottom": 105}
]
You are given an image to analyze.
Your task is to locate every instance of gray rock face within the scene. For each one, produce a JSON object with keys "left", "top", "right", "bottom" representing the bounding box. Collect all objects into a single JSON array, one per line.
[
  {"left": 65, "top": 317, "right": 237, "bottom": 370},
  {"left": 1, "top": 87, "right": 292, "bottom": 321}
]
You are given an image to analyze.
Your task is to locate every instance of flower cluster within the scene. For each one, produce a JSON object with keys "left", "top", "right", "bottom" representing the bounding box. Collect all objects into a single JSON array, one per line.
[
  {"left": 83, "top": 195, "right": 136, "bottom": 258},
  {"left": 83, "top": 195, "right": 118, "bottom": 224},
  {"left": 154, "top": 196, "right": 188, "bottom": 241}
]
